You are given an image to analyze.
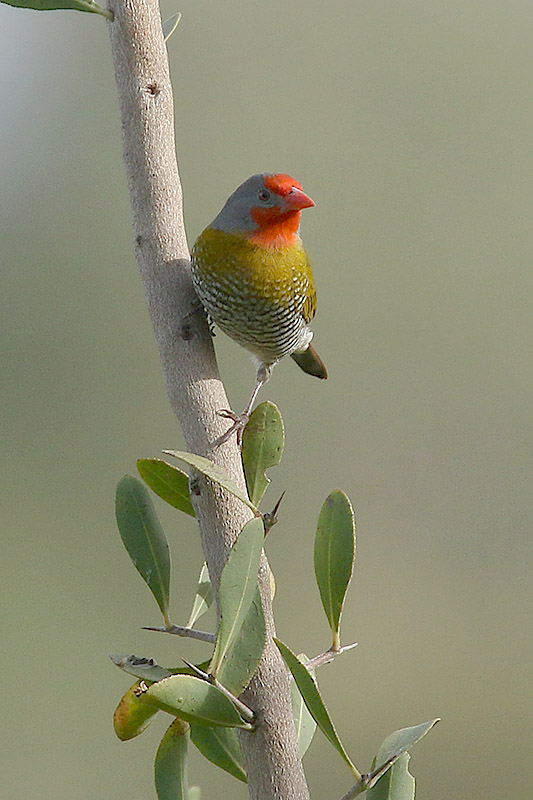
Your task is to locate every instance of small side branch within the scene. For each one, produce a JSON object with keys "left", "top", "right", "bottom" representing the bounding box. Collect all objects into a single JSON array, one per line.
[
  {"left": 337, "top": 754, "right": 401, "bottom": 800},
  {"left": 143, "top": 624, "right": 217, "bottom": 644},
  {"left": 306, "top": 642, "right": 358, "bottom": 670},
  {"left": 337, "top": 780, "right": 366, "bottom": 800},
  {"left": 181, "top": 659, "right": 256, "bottom": 726}
]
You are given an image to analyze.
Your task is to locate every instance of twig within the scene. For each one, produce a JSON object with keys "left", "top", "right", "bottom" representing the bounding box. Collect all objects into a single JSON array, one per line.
[
  {"left": 337, "top": 780, "right": 366, "bottom": 800},
  {"left": 181, "top": 659, "right": 256, "bottom": 726},
  {"left": 143, "top": 624, "right": 216, "bottom": 643},
  {"left": 306, "top": 642, "right": 358, "bottom": 670},
  {"left": 337, "top": 755, "right": 400, "bottom": 800},
  {"left": 211, "top": 675, "right": 257, "bottom": 726}
]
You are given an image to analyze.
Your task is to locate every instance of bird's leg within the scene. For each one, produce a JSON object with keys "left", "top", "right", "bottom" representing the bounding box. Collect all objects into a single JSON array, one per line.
[
  {"left": 215, "top": 363, "right": 273, "bottom": 447},
  {"left": 216, "top": 377, "right": 267, "bottom": 447}
]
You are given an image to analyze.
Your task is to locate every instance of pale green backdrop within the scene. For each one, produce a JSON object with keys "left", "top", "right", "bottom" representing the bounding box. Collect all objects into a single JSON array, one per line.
[{"left": 1, "top": 1, "right": 531, "bottom": 798}]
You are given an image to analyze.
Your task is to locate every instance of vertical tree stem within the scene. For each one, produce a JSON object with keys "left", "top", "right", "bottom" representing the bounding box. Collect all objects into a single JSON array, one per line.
[{"left": 105, "top": 2, "right": 310, "bottom": 797}]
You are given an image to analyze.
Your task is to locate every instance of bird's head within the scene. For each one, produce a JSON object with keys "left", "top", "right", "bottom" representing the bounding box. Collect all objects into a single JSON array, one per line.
[{"left": 210, "top": 173, "right": 315, "bottom": 247}]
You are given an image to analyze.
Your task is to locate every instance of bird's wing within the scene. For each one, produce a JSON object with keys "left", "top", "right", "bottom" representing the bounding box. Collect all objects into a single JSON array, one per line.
[{"left": 301, "top": 251, "right": 317, "bottom": 324}]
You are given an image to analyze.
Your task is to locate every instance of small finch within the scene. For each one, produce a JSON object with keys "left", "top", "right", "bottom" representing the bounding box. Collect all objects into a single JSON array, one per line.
[{"left": 191, "top": 173, "right": 327, "bottom": 444}]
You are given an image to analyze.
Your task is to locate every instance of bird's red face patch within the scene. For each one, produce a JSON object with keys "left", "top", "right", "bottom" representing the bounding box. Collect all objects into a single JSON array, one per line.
[
  {"left": 264, "top": 173, "right": 303, "bottom": 197},
  {"left": 250, "top": 207, "right": 301, "bottom": 247},
  {"left": 249, "top": 174, "right": 313, "bottom": 247}
]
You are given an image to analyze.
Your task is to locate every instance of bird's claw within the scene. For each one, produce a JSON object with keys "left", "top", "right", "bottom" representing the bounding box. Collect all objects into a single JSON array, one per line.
[{"left": 214, "top": 409, "right": 250, "bottom": 447}]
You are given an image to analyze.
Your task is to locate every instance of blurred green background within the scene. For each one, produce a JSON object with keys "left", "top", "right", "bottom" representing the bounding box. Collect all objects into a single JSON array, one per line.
[{"left": 1, "top": 1, "right": 531, "bottom": 797}]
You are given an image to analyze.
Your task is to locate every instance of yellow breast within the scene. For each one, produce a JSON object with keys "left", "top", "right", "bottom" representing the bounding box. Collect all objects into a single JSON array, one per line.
[{"left": 191, "top": 226, "right": 317, "bottom": 323}]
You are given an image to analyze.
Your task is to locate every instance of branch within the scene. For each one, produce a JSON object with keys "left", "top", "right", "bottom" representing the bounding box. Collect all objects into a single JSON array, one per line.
[
  {"left": 306, "top": 642, "right": 358, "bottom": 670},
  {"left": 105, "top": 3, "right": 309, "bottom": 798},
  {"left": 142, "top": 624, "right": 217, "bottom": 644}
]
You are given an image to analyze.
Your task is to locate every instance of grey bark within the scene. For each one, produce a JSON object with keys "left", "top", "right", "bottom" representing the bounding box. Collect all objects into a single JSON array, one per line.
[{"left": 105, "top": 1, "right": 310, "bottom": 798}]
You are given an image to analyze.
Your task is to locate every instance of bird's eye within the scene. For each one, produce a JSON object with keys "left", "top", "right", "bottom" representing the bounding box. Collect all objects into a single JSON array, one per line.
[{"left": 258, "top": 189, "right": 271, "bottom": 203}]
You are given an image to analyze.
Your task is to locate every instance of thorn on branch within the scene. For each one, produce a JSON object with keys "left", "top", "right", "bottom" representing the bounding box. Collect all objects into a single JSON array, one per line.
[
  {"left": 181, "top": 658, "right": 210, "bottom": 679},
  {"left": 262, "top": 491, "right": 285, "bottom": 535}
]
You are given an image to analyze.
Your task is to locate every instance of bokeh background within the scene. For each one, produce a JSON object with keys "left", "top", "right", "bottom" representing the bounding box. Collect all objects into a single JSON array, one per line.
[{"left": 1, "top": 1, "right": 531, "bottom": 798}]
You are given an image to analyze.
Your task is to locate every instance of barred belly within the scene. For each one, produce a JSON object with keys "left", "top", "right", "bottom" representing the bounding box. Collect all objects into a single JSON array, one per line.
[
  {"left": 191, "top": 226, "right": 316, "bottom": 365},
  {"left": 192, "top": 272, "right": 311, "bottom": 364}
]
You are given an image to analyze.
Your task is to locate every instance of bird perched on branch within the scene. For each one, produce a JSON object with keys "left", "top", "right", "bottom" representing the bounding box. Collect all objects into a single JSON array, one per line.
[{"left": 191, "top": 172, "right": 327, "bottom": 445}]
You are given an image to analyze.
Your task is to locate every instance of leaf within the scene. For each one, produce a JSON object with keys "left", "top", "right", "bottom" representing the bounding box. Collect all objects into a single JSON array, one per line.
[
  {"left": 216, "top": 588, "right": 266, "bottom": 696},
  {"left": 110, "top": 654, "right": 213, "bottom": 682},
  {"left": 367, "top": 719, "right": 440, "bottom": 790},
  {"left": 186, "top": 563, "right": 214, "bottom": 627},
  {"left": 115, "top": 475, "right": 171, "bottom": 626},
  {"left": 190, "top": 723, "right": 247, "bottom": 783},
  {"left": 110, "top": 653, "right": 172, "bottom": 683},
  {"left": 290, "top": 655, "right": 317, "bottom": 758},
  {"left": 0, "top": 0, "right": 112, "bottom": 18},
  {"left": 140, "top": 674, "right": 252, "bottom": 729},
  {"left": 366, "top": 753, "right": 415, "bottom": 800},
  {"left": 275, "top": 639, "right": 360, "bottom": 778},
  {"left": 155, "top": 718, "right": 190, "bottom": 800},
  {"left": 162, "top": 11, "right": 181, "bottom": 41},
  {"left": 210, "top": 518, "right": 264, "bottom": 680},
  {"left": 137, "top": 458, "right": 195, "bottom": 517},
  {"left": 314, "top": 490, "right": 356, "bottom": 649},
  {"left": 241, "top": 401, "right": 284, "bottom": 507},
  {"left": 164, "top": 450, "right": 259, "bottom": 515},
  {"left": 113, "top": 681, "right": 159, "bottom": 741},
  {"left": 188, "top": 788, "right": 201, "bottom": 800}
]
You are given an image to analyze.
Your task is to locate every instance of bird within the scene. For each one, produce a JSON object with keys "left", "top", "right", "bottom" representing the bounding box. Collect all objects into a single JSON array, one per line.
[{"left": 191, "top": 172, "right": 327, "bottom": 445}]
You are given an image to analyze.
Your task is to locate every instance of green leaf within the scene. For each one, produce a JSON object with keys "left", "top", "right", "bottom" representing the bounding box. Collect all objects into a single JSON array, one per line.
[
  {"left": 290, "top": 655, "right": 317, "bottom": 758},
  {"left": 162, "top": 11, "right": 181, "bottom": 41},
  {"left": 216, "top": 588, "right": 266, "bottom": 696},
  {"left": 164, "top": 450, "right": 259, "bottom": 515},
  {"left": 241, "top": 401, "right": 284, "bottom": 507},
  {"left": 190, "top": 723, "right": 247, "bottom": 783},
  {"left": 140, "top": 674, "right": 252, "bottom": 729},
  {"left": 110, "top": 653, "right": 172, "bottom": 683},
  {"left": 275, "top": 639, "right": 360, "bottom": 779},
  {"left": 137, "top": 458, "right": 195, "bottom": 517},
  {"left": 110, "top": 654, "right": 213, "bottom": 682},
  {"left": 155, "top": 718, "right": 190, "bottom": 800},
  {"left": 115, "top": 475, "right": 171, "bottom": 625},
  {"left": 113, "top": 681, "right": 159, "bottom": 741},
  {"left": 314, "top": 490, "right": 356, "bottom": 649},
  {"left": 367, "top": 753, "right": 414, "bottom": 800},
  {"left": 1, "top": 0, "right": 112, "bottom": 18},
  {"left": 210, "top": 518, "right": 264, "bottom": 680},
  {"left": 367, "top": 719, "right": 440, "bottom": 789},
  {"left": 187, "top": 563, "right": 214, "bottom": 627}
]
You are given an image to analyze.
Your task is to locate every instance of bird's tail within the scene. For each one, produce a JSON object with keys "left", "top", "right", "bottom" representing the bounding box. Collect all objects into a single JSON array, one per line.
[{"left": 291, "top": 344, "right": 328, "bottom": 379}]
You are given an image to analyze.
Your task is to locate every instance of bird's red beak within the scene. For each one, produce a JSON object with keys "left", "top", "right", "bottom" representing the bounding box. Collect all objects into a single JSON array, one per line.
[{"left": 284, "top": 187, "right": 315, "bottom": 211}]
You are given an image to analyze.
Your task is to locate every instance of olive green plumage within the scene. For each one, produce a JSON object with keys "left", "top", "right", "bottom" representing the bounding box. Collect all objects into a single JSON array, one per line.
[
  {"left": 192, "top": 226, "right": 317, "bottom": 366},
  {"left": 190, "top": 172, "right": 326, "bottom": 445}
]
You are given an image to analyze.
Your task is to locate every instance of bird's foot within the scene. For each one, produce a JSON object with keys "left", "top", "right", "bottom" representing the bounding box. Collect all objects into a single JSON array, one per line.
[{"left": 214, "top": 409, "right": 250, "bottom": 447}]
